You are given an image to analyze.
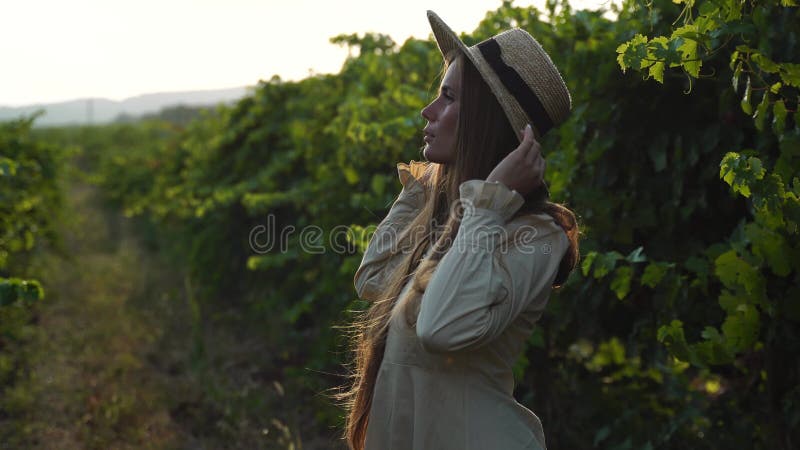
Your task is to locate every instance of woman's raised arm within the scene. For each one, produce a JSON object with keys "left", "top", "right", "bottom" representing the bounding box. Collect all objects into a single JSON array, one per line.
[
  {"left": 416, "top": 179, "right": 567, "bottom": 353},
  {"left": 353, "top": 161, "right": 430, "bottom": 302}
]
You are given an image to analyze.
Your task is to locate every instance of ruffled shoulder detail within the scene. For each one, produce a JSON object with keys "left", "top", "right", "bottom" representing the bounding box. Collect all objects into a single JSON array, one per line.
[
  {"left": 458, "top": 179, "right": 525, "bottom": 222},
  {"left": 396, "top": 160, "right": 431, "bottom": 190},
  {"left": 507, "top": 211, "right": 564, "bottom": 239}
]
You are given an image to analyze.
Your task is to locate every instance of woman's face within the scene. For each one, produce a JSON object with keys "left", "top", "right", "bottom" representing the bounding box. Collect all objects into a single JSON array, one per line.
[{"left": 421, "top": 57, "right": 461, "bottom": 164}]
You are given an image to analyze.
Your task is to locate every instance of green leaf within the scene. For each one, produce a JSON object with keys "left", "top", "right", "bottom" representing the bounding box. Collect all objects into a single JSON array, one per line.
[
  {"left": 699, "top": 0, "right": 719, "bottom": 15},
  {"left": 719, "top": 289, "right": 747, "bottom": 313},
  {"left": 343, "top": 166, "right": 360, "bottom": 184},
  {"left": 673, "top": 25, "right": 701, "bottom": 77},
  {"left": 512, "top": 352, "right": 529, "bottom": 382},
  {"left": 0, "top": 278, "right": 44, "bottom": 306},
  {"left": 617, "top": 42, "right": 630, "bottom": 73},
  {"left": 370, "top": 174, "right": 386, "bottom": 196},
  {"left": 714, "top": 249, "right": 764, "bottom": 295},
  {"left": 586, "top": 337, "right": 626, "bottom": 371},
  {"left": 780, "top": 63, "right": 800, "bottom": 87},
  {"left": 729, "top": 50, "right": 740, "bottom": 71},
  {"left": 748, "top": 157, "right": 765, "bottom": 180},
  {"left": 752, "top": 173, "right": 789, "bottom": 225},
  {"left": 745, "top": 222, "right": 792, "bottom": 276},
  {"left": 0, "top": 157, "right": 18, "bottom": 176},
  {"left": 724, "top": 0, "right": 743, "bottom": 21},
  {"left": 649, "top": 61, "right": 665, "bottom": 83},
  {"left": 527, "top": 326, "right": 545, "bottom": 348},
  {"left": 698, "top": 324, "right": 733, "bottom": 362},
  {"left": 346, "top": 224, "right": 377, "bottom": 254},
  {"left": 721, "top": 303, "right": 760, "bottom": 352},
  {"left": 732, "top": 61, "right": 742, "bottom": 91},
  {"left": 657, "top": 320, "right": 693, "bottom": 362},
  {"left": 593, "top": 251, "right": 624, "bottom": 279},
  {"left": 797, "top": 94, "right": 800, "bottom": 128},
  {"left": 752, "top": 52, "right": 780, "bottom": 74},
  {"left": 685, "top": 255, "right": 710, "bottom": 290},
  {"left": 685, "top": 255, "right": 710, "bottom": 277},
  {"left": 741, "top": 76, "right": 752, "bottom": 115},
  {"left": 616, "top": 34, "right": 649, "bottom": 73},
  {"left": 581, "top": 251, "right": 598, "bottom": 277},
  {"left": 615, "top": 42, "right": 630, "bottom": 72},
  {"left": 649, "top": 36, "right": 682, "bottom": 67},
  {"left": 719, "top": 152, "right": 765, "bottom": 198},
  {"left": 241, "top": 191, "right": 294, "bottom": 214},
  {"left": 700, "top": 326, "right": 722, "bottom": 341},
  {"left": 641, "top": 262, "right": 670, "bottom": 288},
  {"left": 754, "top": 91, "right": 770, "bottom": 132},
  {"left": 773, "top": 99, "right": 787, "bottom": 135},
  {"left": 611, "top": 266, "right": 633, "bottom": 299},
  {"left": 693, "top": 332, "right": 734, "bottom": 365}
]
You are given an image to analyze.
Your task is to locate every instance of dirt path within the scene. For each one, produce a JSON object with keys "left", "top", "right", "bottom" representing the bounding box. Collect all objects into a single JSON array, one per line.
[
  {"left": 4, "top": 165, "right": 344, "bottom": 449},
  {"left": 16, "top": 179, "right": 188, "bottom": 449}
]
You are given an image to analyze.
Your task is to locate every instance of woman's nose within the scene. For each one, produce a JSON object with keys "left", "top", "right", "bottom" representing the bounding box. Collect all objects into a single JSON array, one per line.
[{"left": 421, "top": 101, "right": 435, "bottom": 122}]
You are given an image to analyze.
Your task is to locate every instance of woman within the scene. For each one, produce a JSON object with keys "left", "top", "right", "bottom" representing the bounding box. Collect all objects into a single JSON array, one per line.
[{"left": 340, "top": 10, "right": 580, "bottom": 450}]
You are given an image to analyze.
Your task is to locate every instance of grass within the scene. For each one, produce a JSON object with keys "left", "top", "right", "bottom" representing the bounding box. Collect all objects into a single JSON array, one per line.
[{"left": 2, "top": 164, "right": 344, "bottom": 449}]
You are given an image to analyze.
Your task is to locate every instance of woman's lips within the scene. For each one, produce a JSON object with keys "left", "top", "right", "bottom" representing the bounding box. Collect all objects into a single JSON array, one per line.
[{"left": 424, "top": 134, "right": 434, "bottom": 143}]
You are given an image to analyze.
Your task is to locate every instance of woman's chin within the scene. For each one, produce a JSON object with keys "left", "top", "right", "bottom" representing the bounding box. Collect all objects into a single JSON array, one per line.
[
  {"left": 422, "top": 146, "right": 451, "bottom": 164},
  {"left": 423, "top": 146, "right": 443, "bottom": 163}
]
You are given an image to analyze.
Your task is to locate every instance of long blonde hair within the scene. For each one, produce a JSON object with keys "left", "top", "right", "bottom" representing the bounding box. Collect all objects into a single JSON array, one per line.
[{"left": 334, "top": 50, "right": 581, "bottom": 450}]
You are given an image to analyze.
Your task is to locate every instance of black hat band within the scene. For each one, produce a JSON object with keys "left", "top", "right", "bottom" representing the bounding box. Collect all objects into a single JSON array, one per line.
[{"left": 477, "top": 38, "right": 554, "bottom": 136}]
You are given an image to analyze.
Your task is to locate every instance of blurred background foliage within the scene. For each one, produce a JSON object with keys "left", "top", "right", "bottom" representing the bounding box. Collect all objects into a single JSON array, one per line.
[{"left": 2, "top": 0, "right": 798, "bottom": 448}]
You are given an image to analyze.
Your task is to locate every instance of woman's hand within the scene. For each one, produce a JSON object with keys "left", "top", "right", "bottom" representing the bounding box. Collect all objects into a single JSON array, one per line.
[{"left": 485, "top": 124, "right": 546, "bottom": 197}]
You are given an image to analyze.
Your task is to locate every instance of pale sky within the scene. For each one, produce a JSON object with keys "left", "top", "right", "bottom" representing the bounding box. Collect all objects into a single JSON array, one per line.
[{"left": 0, "top": 0, "right": 618, "bottom": 106}]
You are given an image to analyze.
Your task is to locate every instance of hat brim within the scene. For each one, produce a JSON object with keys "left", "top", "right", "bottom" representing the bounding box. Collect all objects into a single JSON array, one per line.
[{"left": 426, "top": 11, "right": 470, "bottom": 64}]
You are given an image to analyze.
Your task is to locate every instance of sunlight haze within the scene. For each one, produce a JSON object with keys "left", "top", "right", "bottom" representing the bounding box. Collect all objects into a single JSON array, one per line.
[{"left": 1, "top": 0, "right": 619, "bottom": 106}]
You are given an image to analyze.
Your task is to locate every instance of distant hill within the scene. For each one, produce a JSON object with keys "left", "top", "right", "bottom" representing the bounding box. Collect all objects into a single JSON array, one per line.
[{"left": 0, "top": 86, "right": 251, "bottom": 127}]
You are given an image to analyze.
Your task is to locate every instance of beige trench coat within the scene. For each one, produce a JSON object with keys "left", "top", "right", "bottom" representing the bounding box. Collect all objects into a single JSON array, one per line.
[{"left": 354, "top": 161, "right": 568, "bottom": 450}]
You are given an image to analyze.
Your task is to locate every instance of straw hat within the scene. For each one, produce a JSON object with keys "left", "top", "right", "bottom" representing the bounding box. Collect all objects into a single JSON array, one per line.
[{"left": 426, "top": 10, "right": 572, "bottom": 143}]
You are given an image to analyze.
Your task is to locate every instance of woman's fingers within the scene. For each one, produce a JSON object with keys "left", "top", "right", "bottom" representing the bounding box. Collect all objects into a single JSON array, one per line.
[
  {"left": 504, "top": 124, "right": 547, "bottom": 191},
  {"left": 526, "top": 141, "right": 541, "bottom": 165},
  {"left": 517, "top": 125, "right": 535, "bottom": 158},
  {"left": 521, "top": 124, "right": 534, "bottom": 146}
]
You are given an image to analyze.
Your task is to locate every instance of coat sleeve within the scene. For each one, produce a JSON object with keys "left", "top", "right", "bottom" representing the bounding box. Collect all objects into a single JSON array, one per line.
[
  {"left": 353, "top": 161, "right": 430, "bottom": 302},
  {"left": 416, "top": 179, "right": 568, "bottom": 353}
]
